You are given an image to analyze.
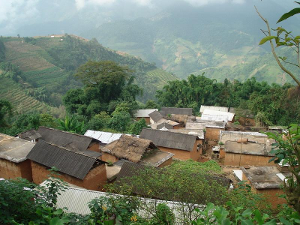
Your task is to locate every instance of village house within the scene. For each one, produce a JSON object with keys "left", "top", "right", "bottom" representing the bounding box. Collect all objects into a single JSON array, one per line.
[
  {"left": 27, "top": 140, "right": 107, "bottom": 190},
  {"left": 219, "top": 131, "right": 275, "bottom": 166},
  {"left": 140, "top": 129, "right": 203, "bottom": 161},
  {"left": 84, "top": 130, "right": 124, "bottom": 145},
  {"left": 0, "top": 133, "right": 34, "bottom": 181},
  {"left": 102, "top": 135, "right": 174, "bottom": 167},
  {"left": 199, "top": 105, "right": 229, "bottom": 114},
  {"left": 236, "top": 166, "right": 288, "bottom": 208},
  {"left": 37, "top": 126, "right": 101, "bottom": 153},
  {"left": 134, "top": 109, "right": 158, "bottom": 124},
  {"left": 149, "top": 111, "right": 181, "bottom": 129},
  {"left": 186, "top": 117, "right": 226, "bottom": 155},
  {"left": 201, "top": 109, "right": 235, "bottom": 123},
  {"left": 160, "top": 107, "right": 193, "bottom": 116}
]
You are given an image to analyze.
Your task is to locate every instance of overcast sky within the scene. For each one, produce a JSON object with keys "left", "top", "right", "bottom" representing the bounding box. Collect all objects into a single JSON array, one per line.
[{"left": 0, "top": 0, "right": 296, "bottom": 36}]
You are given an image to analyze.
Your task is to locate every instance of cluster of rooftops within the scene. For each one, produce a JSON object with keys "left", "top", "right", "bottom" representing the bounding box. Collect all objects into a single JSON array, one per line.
[{"left": 0, "top": 105, "right": 290, "bottom": 208}]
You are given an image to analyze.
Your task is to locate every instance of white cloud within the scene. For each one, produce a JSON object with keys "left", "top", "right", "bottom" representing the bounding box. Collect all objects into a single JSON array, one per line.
[
  {"left": 0, "top": 0, "right": 40, "bottom": 34},
  {"left": 183, "top": 0, "right": 244, "bottom": 7},
  {"left": 132, "top": 0, "right": 153, "bottom": 7},
  {"left": 75, "top": 0, "right": 116, "bottom": 10}
]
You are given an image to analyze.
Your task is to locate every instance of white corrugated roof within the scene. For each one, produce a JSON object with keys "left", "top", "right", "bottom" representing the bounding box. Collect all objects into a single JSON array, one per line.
[
  {"left": 134, "top": 109, "right": 158, "bottom": 118},
  {"left": 50, "top": 184, "right": 204, "bottom": 223},
  {"left": 84, "top": 130, "right": 123, "bottom": 144},
  {"left": 200, "top": 105, "right": 229, "bottom": 113},
  {"left": 201, "top": 109, "right": 235, "bottom": 122}
]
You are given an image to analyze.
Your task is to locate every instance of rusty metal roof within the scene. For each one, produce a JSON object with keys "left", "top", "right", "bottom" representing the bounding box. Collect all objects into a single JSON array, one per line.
[{"left": 27, "top": 140, "right": 103, "bottom": 180}]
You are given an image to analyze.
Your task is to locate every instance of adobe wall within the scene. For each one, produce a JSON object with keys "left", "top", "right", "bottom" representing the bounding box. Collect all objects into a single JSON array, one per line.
[
  {"left": 256, "top": 188, "right": 286, "bottom": 208},
  {"left": 190, "top": 140, "right": 203, "bottom": 161},
  {"left": 88, "top": 142, "right": 101, "bottom": 152},
  {"left": 101, "top": 152, "right": 118, "bottom": 163},
  {"left": 157, "top": 146, "right": 191, "bottom": 161},
  {"left": 136, "top": 117, "right": 150, "bottom": 125},
  {"left": 158, "top": 157, "right": 173, "bottom": 168},
  {"left": 224, "top": 153, "right": 274, "bottom": 166},
  {"left": 31, "top": 161, "right": 107, "bottom": 191},
  {"left": 0, "top": 159, "right": 32, "bottom": 181},
  {"left": 206, "top": 128, "right": 223, "bottom": 141}
]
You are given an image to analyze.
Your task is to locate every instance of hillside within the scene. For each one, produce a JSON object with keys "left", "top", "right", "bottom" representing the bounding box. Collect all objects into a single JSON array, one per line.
[
  {"left": 84, "top": 1, "right": 300, "bottom": 83},
  {"left": 0, "top": 35, "right": 177, "bottom": 113}
]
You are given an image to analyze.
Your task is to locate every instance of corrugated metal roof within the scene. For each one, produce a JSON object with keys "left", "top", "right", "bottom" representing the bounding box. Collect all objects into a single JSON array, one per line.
[
  {"left": 27, "top": 140, "right": 102, "bottom": 180},
  {"left": 47, "top": 181, "right": 204, "bottom": 223},
  {"left": 149, "top": 111, "right": 164, "bottom": 123},
  {"left": 200, "top": 106, "right": 229, "bottom": 113},
  {"left": 201, "top": 109, "right": 235, "bottom": 122},
  {"left": 134, "top": 109, "right": 158, "bottom": 118},
  {"left": 160, "top": 107, "right": 193, "bottom": 116},
  {"left": 84, "top": 130, "right": 123, "bottom": 144},
  {"left": 0, "top": 133, "right": 35, "bottom": 163},
  {"left": 140, "top": 129, "right": 197, "bottom": 151}
]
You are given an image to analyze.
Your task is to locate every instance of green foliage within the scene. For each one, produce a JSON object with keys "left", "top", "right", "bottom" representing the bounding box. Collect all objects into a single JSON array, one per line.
[
  {"left": 192, "top": 202, "right": 276, "bottom": 225},
  {"left": 108, "top": 160, "right": 229, "bottom": 206},
  {"left": 0, "top": 99, "right": 12, "bottom": 127},
  {"left": 157, "top": 75, "right": 300, "bottom": 126},
  {"left": 267, "top": 124, "right": 300, "bottom": 212},
  {"left": 57, "top": 114, "right": 85, "bottom": 134},
  {"left": 277, "top": 2, "right": 300, "bottom": 23},
  {"left": 89, "top": 195, "right": 140, "bottom": 224},
  {"left": 150, "top": 203, "right": 175, "bottom": 225},
  {"left": 144, "top": 100, "right": 159, "bottom": 109},
  {"left": 108, "top": 111, "right": 131, "bottom": 132},
  {"left": 129, "top": 119, "right": 148, "bottom": 135}
]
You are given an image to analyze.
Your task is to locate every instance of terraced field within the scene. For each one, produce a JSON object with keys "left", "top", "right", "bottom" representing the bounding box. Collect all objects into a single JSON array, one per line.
[
  {"left": 0, "top": 77, "right": 52, "bottom": 113},
  {"left": 146, "top": 68, "right": 178, "bottom": 88},
  {"left": 4, "top": 39, "right": 54, "bottom": 72}
]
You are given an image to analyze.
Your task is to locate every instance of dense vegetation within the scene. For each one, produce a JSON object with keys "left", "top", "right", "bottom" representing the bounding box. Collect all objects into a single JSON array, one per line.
[
  {"left": 1, "top": 161, "right": 300, "bottom": 224},
  {"left": 0, "top": 35, "right": 177, "bottom": 114},
  {"left": 156, "top": 74, "right": 300, "bottom": 126}
]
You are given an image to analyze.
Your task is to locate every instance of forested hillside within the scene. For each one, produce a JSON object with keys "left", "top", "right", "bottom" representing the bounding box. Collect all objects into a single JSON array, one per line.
[
  {"left": 0, "top": 35, "right": 177, "bottom": 113},
  {"left": 84, "top": 1, "right": 300, "bottom": 83}
]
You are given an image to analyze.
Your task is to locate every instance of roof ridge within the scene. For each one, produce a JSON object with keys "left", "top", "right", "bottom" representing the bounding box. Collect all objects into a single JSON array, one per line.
[
  {"left": 39, "top": 126, "right": 94, "bottom": 140},
  {"left": 40, "top": 140, "right": 100, "bottom": 159}
]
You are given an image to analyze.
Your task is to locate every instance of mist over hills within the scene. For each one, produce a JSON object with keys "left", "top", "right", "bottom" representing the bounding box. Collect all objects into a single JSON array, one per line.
[{"left": 1, "top": 0, "right": 299, "bottom": 86}]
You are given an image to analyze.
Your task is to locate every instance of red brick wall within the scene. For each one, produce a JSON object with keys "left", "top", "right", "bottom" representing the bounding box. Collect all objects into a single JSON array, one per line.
[
  {"left": 158, "top": 157, "right": 173, "bottom": 168},
  {"left": 31, "top": 161, "right": 107, "bottom": 191},
  {"left": 0, "top": 159, "right": 32, "bottom": 181}
]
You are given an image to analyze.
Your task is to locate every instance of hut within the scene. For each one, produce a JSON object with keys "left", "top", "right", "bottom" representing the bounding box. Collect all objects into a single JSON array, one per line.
[
  {"left": 134, "top": 109, "right": 158, "bottom": 124},
  {"left": 160, "top": 107, "right": 193, "bottom": 116},
  {"left": 27, "top": 140, "right": 107, "bottom": 190},
  {"left": 37, "top": 127, "right": 101, "bottom": 152},
  {"left": 219, "top": 131, "right": 275, "bottom": 166},
  {"left": 241, "top": 166, "right": 288, "bottom": 208},
  {"left": 201, "top": 109, "right": 235, "bottom": 123},
  {"left": 140, "top": 129, "right": 203, "bottom": 161},
  {"left": 103, "top": 135, "right": 173, "bottom": 167},
  {"left": 199, "top": 105, "right": 229, "bottom": 113},
  {"left": 0, "top": 133, "right": 34, "bottom": 181},
  {"left": 84, "top": 130, "right": 124, "bottom": 145}
]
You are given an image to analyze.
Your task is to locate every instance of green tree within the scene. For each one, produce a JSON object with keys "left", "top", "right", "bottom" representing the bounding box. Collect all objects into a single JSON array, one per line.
[
  {"left": 57, "top": 114, "right": 85, "bottom": 134},
  {"left": 0, "top": 100, "right": 12, "bottom": 127},
  {"left": 129, "top": 119, "right": 148, "bottom": 135},
  {"left": 267, "top": 124, "right": 300, "bottom": 212}
]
